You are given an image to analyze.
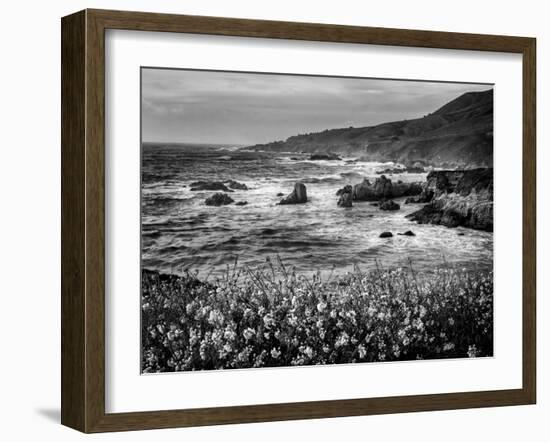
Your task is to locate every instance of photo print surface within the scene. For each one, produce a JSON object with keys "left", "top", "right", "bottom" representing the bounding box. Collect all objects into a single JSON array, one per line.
[{"left": 140, "top": 68, "right": 494, "bottom": 373}]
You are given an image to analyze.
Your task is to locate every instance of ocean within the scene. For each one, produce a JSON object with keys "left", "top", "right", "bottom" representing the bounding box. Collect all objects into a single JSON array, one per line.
[{"left": 141, "top": 143, "right": 493, "bottom": 277}]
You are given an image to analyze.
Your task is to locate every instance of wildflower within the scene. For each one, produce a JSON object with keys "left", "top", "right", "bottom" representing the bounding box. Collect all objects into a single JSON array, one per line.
[
  {"left": 448, "top": 317, "right": 455, "bottom": 326},
  {"left": 301, "top": 346, "right": 314, "bottom": 359},
  {"left": 270, "top": 348, "right": 281, "bottom": 359},
  {"left": 263, "top": 314, "right": 276, "bottom": 329},
  {"left": 236, "top": 347, "right": 252, "bottom": 363},
  {"left": 392, "top": 344, "right": 401, "bottom": 358},
  {"left": 316, "top": 301, "right": 327, "bottom": 313},
  {"left": 358, "top": 345, "right": 367, "bottom": 358},
  {"left": 467, "top": 345, "right": 478, "bottom": 358},
  {"left": 208, "top": 310, "right": 223, "bottom": 326},
  {"left": 443, "top": 342, "right": 455, "bottom": 352},
  {"left": 242, "top": 328, "right": 255, "bottom": 341},
  {"left": 335, "top": 332, "right": 350, "bottom": 348},
  {"left": 223, "top": 328, "right": 236, "bottom": 341}
]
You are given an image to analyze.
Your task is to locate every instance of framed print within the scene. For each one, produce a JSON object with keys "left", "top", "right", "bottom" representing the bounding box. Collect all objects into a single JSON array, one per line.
[{"left": 61, "top": 9, "right": 536, "bottom": 433}]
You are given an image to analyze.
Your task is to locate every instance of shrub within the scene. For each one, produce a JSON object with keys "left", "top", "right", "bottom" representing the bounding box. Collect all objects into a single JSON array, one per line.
[{"left": 141, "top": 258, "right": 493, "bottom": 372}]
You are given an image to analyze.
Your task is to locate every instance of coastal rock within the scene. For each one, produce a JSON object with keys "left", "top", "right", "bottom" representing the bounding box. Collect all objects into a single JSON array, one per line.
[
  {"left": 379, "top": 232, "right": 393, "bottom": 238},
  {"left": 337, "top": 185, "right": 353, "bottom": 207},
  {"left": 405, "top": 192, "right": 434, "bottom": 204},
  {"left": 353, "top": 175, "right": 422, "bottom": 201},
  {"left": 276, "top": 192, "right": 284, "bottom": 197},
  {"left": 225, "top": 180, "right": 249, "bottom": 190},
  {"left": 398, "top": 230, "right": 416, "bottom": 236},
  {"left": 205, "top": 193, "right": 234, "bottom": 206},
  {"left": 279, "top": 182, "right": 308, "bottom": 205},
  {"left": 376, "top": 165, "right": 425, "bottom": 175},
  {"left": 379, "top": 200, "right": 400, "bottom": 211},
  {"left": 235, "top": 201, "right": 248, "bottom": 206},
  {"left": 407, "top": 168, "right": 493, "bottom": 231},
  {"left": 191, "top": 181, "right": 233, "bottom": 192},
  {"left": 310, "top": 153, "right": 342, "bottom": 161}
]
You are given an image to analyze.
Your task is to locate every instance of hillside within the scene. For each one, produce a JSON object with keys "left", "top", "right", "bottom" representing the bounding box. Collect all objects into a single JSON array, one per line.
[{"left": 245, "top": 89, "right": 493, "bottom": 168}]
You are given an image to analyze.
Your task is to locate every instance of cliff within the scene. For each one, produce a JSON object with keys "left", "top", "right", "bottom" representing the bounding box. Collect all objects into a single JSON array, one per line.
[
  {"left": 245, "top": 89, "right": 493, "bottom": 168},
  {"left": 406, "top": 168, "right": 493, "bottom": 231}
]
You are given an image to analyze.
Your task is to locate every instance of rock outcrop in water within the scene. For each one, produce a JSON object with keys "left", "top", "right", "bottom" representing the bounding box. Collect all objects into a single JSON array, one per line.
[
  {"left": 337, "top": 185, "right": 353, "bottom": 207},
  {"left": 406, "top": 168, "right": 493, "bottom": 231},
  {"left": 205, "top": 193, "right": 234, "bottom": 206},
  {"left": 376, "top": 166, "right": 425, "bottom": 175},
  {"left": 279, "top": 182, "right": 308, "bottom": 205},
  {"left": 398, "top": 230, "right": 416, "bottom": 236},
  {"left": 353, "top": 175, "right": 422, "bottom": 201},
  {"left": 379, "top": 199, "right": 400, "bottom": 211},
  {"left": 310, "top": 153, "right": 342, "bottom": 161},
  {"left": 191, "top": 181, "right": 233, "bottom": 192},
  {"left": 226, "top": 180, "right": 249, "bottom": 190},
  {"left": 190, "top": 180, "right": 248, "bottom": 192}
]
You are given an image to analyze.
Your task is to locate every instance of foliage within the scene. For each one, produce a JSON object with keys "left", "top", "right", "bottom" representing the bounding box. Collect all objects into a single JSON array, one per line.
[{"left": 141, "top": 258, "right": 493, "bottom": 372}]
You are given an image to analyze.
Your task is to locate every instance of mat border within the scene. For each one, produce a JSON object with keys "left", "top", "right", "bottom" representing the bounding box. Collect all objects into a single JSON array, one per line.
[{"left": 61, "top": 9, "right": 536, "bottom": 433}]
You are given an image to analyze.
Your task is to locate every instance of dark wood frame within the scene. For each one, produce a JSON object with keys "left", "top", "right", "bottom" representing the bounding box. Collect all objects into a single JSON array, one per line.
[{"left": 61, "top": 8, "right": 536, "bottom": 433}]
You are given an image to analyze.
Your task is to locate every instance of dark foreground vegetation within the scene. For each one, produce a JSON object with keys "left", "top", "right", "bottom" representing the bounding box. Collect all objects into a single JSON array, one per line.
[{"left": 141, "top": 259, "right": 493, "bottom": 373}]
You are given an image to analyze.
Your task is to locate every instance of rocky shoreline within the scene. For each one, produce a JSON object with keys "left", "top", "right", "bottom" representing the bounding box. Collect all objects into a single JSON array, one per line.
[
  {"left": 406, "top": 169, "right": 493, "bottom": 232},
  {"left": 195, "top": 167, "right": 493, "bottom": 232}
]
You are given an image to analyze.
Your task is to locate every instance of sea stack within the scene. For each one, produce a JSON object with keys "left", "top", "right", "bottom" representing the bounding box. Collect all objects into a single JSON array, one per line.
[
  {"left": 279, "top": 182, "right": 308, "bottom": 205},
  {"left": 337, "top": 185, "right": 353, "bottom": 207},
  {"left": 205, "top": 193, "right": 234, "bottom": 206}
]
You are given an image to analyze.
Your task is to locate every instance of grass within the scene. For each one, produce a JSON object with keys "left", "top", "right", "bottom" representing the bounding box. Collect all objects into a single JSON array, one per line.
[{"left": 141, "top": 258, "right": 493, "bottom": 373}]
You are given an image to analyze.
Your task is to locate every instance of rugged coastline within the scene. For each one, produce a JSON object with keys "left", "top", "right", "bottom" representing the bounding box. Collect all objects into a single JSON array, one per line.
[
  {"left": 194, "top": 165, "right": 493, "bottom": 233},
  {"left": 243, "top": 89, "right": 493, "bottom": 169},
  {"left": 406, "top": 168, "right": 493, "bottom": 232}
]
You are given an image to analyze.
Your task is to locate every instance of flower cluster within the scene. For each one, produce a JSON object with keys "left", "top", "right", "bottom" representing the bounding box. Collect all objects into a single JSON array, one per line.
[{"left": 141, "top": 261, "right": 493, "bottom": 373}]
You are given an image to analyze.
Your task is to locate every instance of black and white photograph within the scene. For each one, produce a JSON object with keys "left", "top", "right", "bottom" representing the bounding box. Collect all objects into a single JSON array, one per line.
[{"left": 140, "top": 68, "right": 494, "bottom": 373}]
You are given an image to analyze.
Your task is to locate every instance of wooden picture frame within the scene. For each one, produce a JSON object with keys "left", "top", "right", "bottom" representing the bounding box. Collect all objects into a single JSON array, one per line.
[{"left": 61, "top": 8, "right": 536, "bottom": 433}]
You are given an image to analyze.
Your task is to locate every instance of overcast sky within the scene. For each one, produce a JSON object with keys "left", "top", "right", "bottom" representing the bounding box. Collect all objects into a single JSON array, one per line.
[{"left": 142, "top": 68, "right": 492, "bottom": 145}]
